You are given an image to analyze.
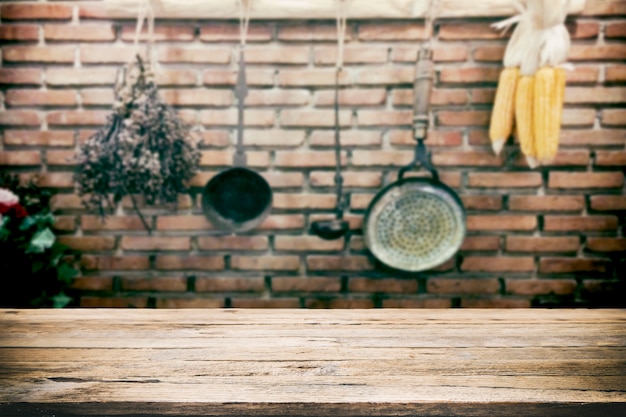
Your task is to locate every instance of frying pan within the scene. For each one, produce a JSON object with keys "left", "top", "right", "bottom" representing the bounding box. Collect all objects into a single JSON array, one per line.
[
  {"left": 201, "top": 50, "right": 272, "bottom": 232},
  {"left": 363, "top": 47, "right": 466, "bottom": 272}
]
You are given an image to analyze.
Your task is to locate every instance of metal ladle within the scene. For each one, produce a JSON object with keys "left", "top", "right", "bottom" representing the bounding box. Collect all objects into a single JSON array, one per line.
[{"left": 310, "top": 68, "right": 349, "bottom": 240}]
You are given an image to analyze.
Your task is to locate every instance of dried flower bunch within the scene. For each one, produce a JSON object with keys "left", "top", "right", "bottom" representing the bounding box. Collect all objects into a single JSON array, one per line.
[{"left": 75, "top": 55, "right": 201, "bottom": 230}]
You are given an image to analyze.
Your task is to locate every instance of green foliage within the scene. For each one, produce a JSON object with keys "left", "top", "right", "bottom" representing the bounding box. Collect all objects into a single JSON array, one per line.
[{"left": 0, "top": 174, "right": 79, "bottom": 308}]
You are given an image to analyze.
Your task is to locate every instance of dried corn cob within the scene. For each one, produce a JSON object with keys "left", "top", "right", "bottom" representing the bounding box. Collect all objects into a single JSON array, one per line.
[
  {"left": 533, "top": 66, "right": 566, "bottom": 164},
  {"left": 490, "top": 67, "right": 520, "bottom": 155},
  {"left": 515, "top": 75, "right": 539, "bottom": 168}
]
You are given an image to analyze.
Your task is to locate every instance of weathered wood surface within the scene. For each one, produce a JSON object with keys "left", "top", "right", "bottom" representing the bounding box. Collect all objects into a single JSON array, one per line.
[
  {"left": 103, "top": 0, "right": 587, "bottom": 19},
  {"left": 0, "top": 309, "right": 625, "bottom": 417}
]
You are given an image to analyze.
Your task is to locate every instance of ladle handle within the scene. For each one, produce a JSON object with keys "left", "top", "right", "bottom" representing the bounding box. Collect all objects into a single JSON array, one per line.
[
  {"left": 413, "top": 47, "right": 434, "bottom": 142},
  {"left": 234, "top": 48, "right": 248, "bottom": 167}
]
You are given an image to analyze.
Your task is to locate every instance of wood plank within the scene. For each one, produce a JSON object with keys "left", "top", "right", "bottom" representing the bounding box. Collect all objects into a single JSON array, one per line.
[{"left": 103, "top": 0, "right": 587, "bottom": 19}]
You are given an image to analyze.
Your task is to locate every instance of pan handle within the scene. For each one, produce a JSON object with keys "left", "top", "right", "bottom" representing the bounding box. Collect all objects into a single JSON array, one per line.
[
  {"left": 398, "top": 139, "right": 439, "bottom": 182},
  {"left": 233, "top": 48, "right": 248, "bottom": 167}
]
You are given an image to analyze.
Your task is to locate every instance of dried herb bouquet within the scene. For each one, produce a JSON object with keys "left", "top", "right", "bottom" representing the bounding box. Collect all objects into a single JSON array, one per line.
[{"left": 75, "top": 55, "right": 201, "bottom": 231}]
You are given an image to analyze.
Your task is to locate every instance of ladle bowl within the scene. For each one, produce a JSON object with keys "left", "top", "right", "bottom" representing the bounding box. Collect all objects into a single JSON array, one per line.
[{"left": 311, "top": 219, "right": 350, "bottom": 240}]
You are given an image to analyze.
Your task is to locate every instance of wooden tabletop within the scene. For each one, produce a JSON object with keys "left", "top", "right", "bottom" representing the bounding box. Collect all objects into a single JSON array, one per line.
[{"left": 1, "top": 309, "right": 625, "bottom": 417}]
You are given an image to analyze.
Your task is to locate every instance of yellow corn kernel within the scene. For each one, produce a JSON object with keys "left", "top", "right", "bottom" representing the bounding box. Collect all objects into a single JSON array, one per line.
[
  {"left": 489, "top": 67, "right": 520, "bottom": 155},
  {"left": 545, "top": 67, "right": 567, "bottom": 162},
  {"left": 533, "top": 67, "right": 557, "bottom": 163},
  {"left": 515, "top": 75, "right": 536, "bottom": 165}
]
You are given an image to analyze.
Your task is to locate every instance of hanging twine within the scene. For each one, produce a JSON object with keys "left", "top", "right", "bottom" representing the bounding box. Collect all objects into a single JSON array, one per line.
[
  {"left": 131, "top": 0, "right": 156, "bottom": 69},
  {"left": 238, "top": 0, "right": 252, "bottom": 50},
  {"left": 335, "top": 0, "right": 349, "bottom": 70},
  {"left": 423, "top": 0, "right": 440, "bottom": 47}
]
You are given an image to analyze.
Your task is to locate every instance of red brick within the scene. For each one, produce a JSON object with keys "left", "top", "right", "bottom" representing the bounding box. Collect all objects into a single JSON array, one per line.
[
  {"left": 602, "top": 110, "right": 626, "bottom": 126},
  {"left": 272, "top": 277, "right": 341, "bottom": 293},
  {"left": 507, "top": 237, "right": 580, "bottom": 253},
  {"left": 200, "top": 23, "right": 272, "bottom": 42},
  {"left": 80, "top": 46, "right": 136, "bottom": 64},
  {"left": 70, "top": 277, "right": 113, "bottom": 292},
  {"left": 461, "top": 257, "right": 535, "bottom": 272},
  {"left": 242, "top": 47, "right": 310, "bottom": 65},
  {"left": 5, "top": 89, "right": 77, "bottom": 107},
  {"left": 238, "top": 130, "right": 305, "bottom": 147},
  {"left": 281, "top": 110, "right": 351, "bottom": 127},
  {"left": 439, "top": 23, "right": 503, "bottom": 39},
  {"left": 543, "top": 216, "right": 619, "bottom": 232},
  {"left": 245, "top": 90, "right": 310, "bottom": 107},
  {"left": 439, "top": 68, "right": 501, "bottom": 84},
  {"left": 262, "top": 172, "right": 305, "bottom": 188},
  {"left": 198, "top": 130, "right": 230, "bottom": 148},
  {"left": 582, "top": 0, "right": 626, "bottom": 15},
  {"left": 358, "top": 23, "right": 426, "bottom": 40},
  {"left": 158, "top": 46, "right": 230, "bottom": 64},
  {"left": 587, "top": 238, "right": 626, "bottom": 253},
  {"left": 155, "top": 70, "right": 197, "bottom": 87},
  {"left": 46, "top": 68, "right": 116, "bottom": 86},
  {"left": 275, "top": 151, "right": 346, "bottom": 168},
  {"left": 53, "top": 216, "right": 76, "bottom": 232},
  {"left": 383, "top": 299, "right": 452, "bottom": 308},
  {"left": 561, "top": 130, "right": 626, "bottom": 146},
  {"left": 606, "top": 21, "right": 626, "bottom": 38},
  {"left": 3, "top": 46, "right": 74, "bottom": 63},
  {"left": 596, "top": 151, "right": 626, "bottom": 166},
  {"left": 432, "top": 151, "right": 503, "bottom": 167},
  {"left": 606, "top": 65, "right": 626, "bottom": 82},
  {"left": 257, "top": 215, "right": 305, "bottom": 231},
  {"left": 57, "top": 236, "right": 116, "bottom": 251},
  {"left": 468, "top": 130, "right": 490, "bottom": 146},
  {"left": 160, "top": 89, "right": 233, "bottom": 107},
  {"left": 155, "top": 298, "right": 224, "bottom": 308},
  {"left": 81, "top": 256, "right": 150, "bottom": 271},
  {"left": 196, "top": 277, "right": 265, "bottom": 293},
  {"left": 78, "top": 3, "right": 108, "bottom": 19},
  {"left": 356, "top": 68, "right": 413, "bottom": 85},
  {"left": 82, "top": 216, "right": 148, "bottom": 231},
  {"left": 81, "top": 89, "right": 114, "bottom": 106},
  {"left": 279, "top": 69, "right": 351, "bottom": 87},
  {"left": 352, "top": 150, "right": 411, "bottom": 167},
  {"left": 506, "top": 279, "right": 577, "bottom": 295},
  {"left": 427, "top": 279, "right": 500, "bottom": 294},
  {"left": 438, "top": 110, "right": 491, "bottom": 126},
  {"left": 276, "top": 193, "right": 336, "bottom": 210},
  {"left": 156, "top": 256, "right": 224, "bottom": 271},
  {"left": 232, "top": 298, "right": 300, "bottom": 308},
  {"left": 350, "top": 194, "right": 375, "bottom": 210},
  {"left": 564, "top": 66, "right": 600, "bottom": 83},
  {"left": 44, "top": 24, "right": 116, "bottom": 42},
  {"left": 473, "top": 46, "right": 504, "bottom": 62},
  {"left": 349, "top": 278, "right": 419, "bottom": 294},
  {"left": 310, "top": 171, "right": 382, "bottom": 188},
  {"left": 312, "top": 130, "right": 382, "bottom": 148},
  {"left": 468, "top": 172, "right": 542, "bottom": 188},
  {"left": 519, "top": 150, "right": 591, "bottom": 167},
  {"left": 509, "top": 195, "right": 585, "bottom": 212},
  {"left": 568, "top": 44, "right": 626, "bottom": 61},
  {"left": 314, "top": 46, "right": 387, "bottom": 65},
  {"left": 274, "top": 236, "right": 344, "bottom": 252},
  {"left": 200, "top": 150, "right": 269, "bottom": 167},
  {"left": 315, "top": 89, "right": 386, "bottom": 107},
  {"left": 121, "top": 277, "right": 187, "bottom": 292},
  {"left": 0, "top": 151, "right": 40, "bottom": 166},
  {"left": 198, "top": 236, "right": 268, "bottom": 251},
  {"left": 203, "top": 69, "right": 275, "bottom": 87},
  {"left": 460, "top": 236, "right": 501, "bottom": 251},
  {"left": 278, "top": 24, "right": 339, "bottom": 41},
  {"left": 461, "top": 298, "right": 531, "bottom": 308},
  {"left": 45, "top": 150, "right": 75, "bottom": 166},
  {"left": 357, "top": 110, "right": 411, "bottom": 127},
  {"left": 50, "top": 194, "right": 83, "bottom": 210},
  {"left": 389, "top": 130, "right": 463, "bottom": 147},
  {"left": 81, "top": 297, "right": 148, "bottom": 308},
  {"left": 47, "top": 110, "right": 108, "bottom": 127},
  {"left": 392, "top": 45, "right": 468, "bottom": 63},
  {"left": 561, "top": 109, "right": 596, "bottom": 127},
  {"left": 565, "top": 87, "right": 626, "bottom": 104},
  {"left": 200, "top": 109, "right": 275, "bottom": 127},
  {"left": 569, "top": 21, "right": 601, "bottom": 38},
  {"left": 467, "top": 215, "right": 537, "bottom": 231},
  {"left": 307, "top": 256, "right": 374, "bottom": 271},
  {"left": 121, "top": 237, "right": 190, "bottom": 251},
  {"left": 392, "top": 88, "right": 467, "bottom": 107},
  {"left": 590, "top": 196, "right": 626, "bottom": 211},
  {"left": 2, "top": 4, "right": 72, "bottom": 20},
  {"left": 540, "top": 258, "right": 611, "bottom": 274},
  {"left": 0, "top": 68, "right": 41, "bottom": 85},
  {"left": 469, "top": 88, "right": 495, "bottom": 104},
  {"left": 0, "top": 24, "right": 38, "bottom": 41},
  {"left": 459, "top": 196, "right": 501, "bottom": 211},
  {"left": 120, "top": 25, "right": 195, "bottom": 42},
  {"left": 21, "top": 173, "right": 74, "bottom": 189},
  {"left": 305, "top": 298, "right": 374, "bottom": 309},
  {"left": 549, "top": 172, "right": 624, "bottom": 189},
  {"left": 156, "top": 215, "right": 213, "bottom": 231},
  {"left": 0, "top": 110, "right": 40, "bottom": 126},
  {"left": 231, "top": 256, "right": 300, "bottom": 271}
]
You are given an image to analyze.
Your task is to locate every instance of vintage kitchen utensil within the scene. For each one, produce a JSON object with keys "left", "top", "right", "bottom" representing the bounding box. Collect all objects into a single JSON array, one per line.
[
  {"left": 311, "top": 0, "right": 350, "bottom": 240},
  {"left": 201, "top": 1, "right": 272, "bottom": 232},
  {"left": 362, "top": 45, "right": 466, "bottom": 272}
]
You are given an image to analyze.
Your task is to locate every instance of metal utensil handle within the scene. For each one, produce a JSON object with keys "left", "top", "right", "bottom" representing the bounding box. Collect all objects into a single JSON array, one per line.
[{"left": 233, "top": 48, "right": 248, "bottom": 167}]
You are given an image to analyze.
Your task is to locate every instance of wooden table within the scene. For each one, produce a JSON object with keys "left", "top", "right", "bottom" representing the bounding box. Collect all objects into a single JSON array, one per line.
[{"left": 1, "top": 309, "right": 625, "bottom": 417}]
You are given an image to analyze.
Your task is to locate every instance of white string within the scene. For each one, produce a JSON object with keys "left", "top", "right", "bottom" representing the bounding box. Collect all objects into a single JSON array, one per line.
[
  {"left": 131, "top": 0, "right": 156, "bottom": 68},
  {"left": 238, "top": 0, "right": 252, "bottom": 49},
  {"left": 335, "top": 0, "right": 349, "bottom": 69},
  {"left": 423, "top": 0, "right": 440, "bottom": 46}
]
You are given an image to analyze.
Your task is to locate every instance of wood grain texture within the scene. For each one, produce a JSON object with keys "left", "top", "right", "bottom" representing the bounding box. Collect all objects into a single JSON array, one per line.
[
  {"left": 0, "top": 309, "right": 625, "bottom": 417},
  {"left": 103, "top": 0, "right": 587, "bottom": 19}
]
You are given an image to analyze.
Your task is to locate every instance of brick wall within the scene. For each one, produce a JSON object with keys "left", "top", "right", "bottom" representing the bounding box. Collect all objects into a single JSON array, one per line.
[{"left": 1, "top": 0, "right": 625, "bottom": 308}]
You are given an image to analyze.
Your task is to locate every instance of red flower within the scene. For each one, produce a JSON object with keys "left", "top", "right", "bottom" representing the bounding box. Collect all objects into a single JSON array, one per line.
[
  {"left": 12, "top": 204, "right": 28, "bottom": 219},
  {"left": 0, "top": 202, "right": 12, "bottom": 215}
]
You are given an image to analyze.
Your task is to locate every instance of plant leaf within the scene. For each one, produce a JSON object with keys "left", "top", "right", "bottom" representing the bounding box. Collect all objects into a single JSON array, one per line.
[
  {"left": 58, "top": 263, "right": 79, "bottom": 284},
  {"left": 27, "top": 228, "right": 56, "bottom": 253},
  {"left": 19, "top": 216, "right": 36, "bottom": 231},
  {"left": 51, "top": 292, "right": 72, "bottom": 308}
]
